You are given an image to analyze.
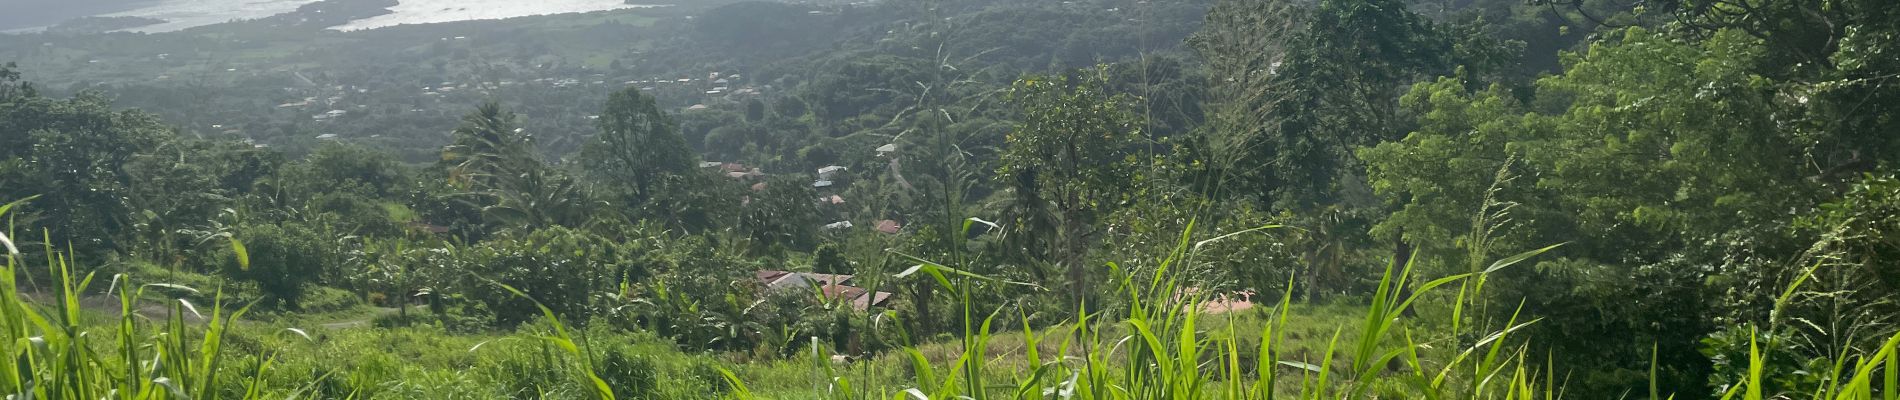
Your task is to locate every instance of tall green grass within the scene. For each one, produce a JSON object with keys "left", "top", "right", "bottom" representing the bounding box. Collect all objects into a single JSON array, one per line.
[
  {"left": 0, "top": 197, "right": 282, "bottom": 399},
  {"left": 715, "top": 218, "right": 1900, "bottom": 400},
  {"left": 3, "top": 196, "right": 1899, "bottom": 399}
]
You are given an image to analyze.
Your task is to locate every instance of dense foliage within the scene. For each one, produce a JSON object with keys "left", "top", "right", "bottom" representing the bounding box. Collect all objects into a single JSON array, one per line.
[{"left": 0, "top": 0, "right": 1895, "bottom": 398}]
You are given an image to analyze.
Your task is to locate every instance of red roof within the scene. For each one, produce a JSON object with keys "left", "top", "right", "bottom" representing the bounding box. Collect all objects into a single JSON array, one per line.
[
  {"left": 821, "top": 284, "right": 868, "bottom": 301},
  {"left": 851, "top": 291, "right": 893, "bottom": 310},
  {"left": 755, "top": 270, "right": 893, "bottom": 311},
  {"left": 874, "top": 220, "right": 901, "bottom": 234}
]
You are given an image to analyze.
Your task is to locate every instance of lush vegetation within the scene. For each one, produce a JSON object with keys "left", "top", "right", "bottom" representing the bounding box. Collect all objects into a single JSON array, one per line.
[{"left": 0, "top": 0, "right": 1896, "bottom": 398}]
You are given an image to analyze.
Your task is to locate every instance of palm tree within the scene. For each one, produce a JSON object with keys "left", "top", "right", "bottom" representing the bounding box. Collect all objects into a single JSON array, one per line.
[{"left": 443, "top": 102, "right": 537, "bottom": 191}]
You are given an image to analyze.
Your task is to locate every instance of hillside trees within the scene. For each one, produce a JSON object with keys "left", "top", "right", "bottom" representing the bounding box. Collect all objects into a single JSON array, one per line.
[
  {"left": 437, "top": 102, "right": 607, "bottom": 236},
  {"left": 998, "top": 70, "right": 1142, "bottom": 310},
  {"left": 1359, "top": 27, "right": 1845, "bottom": 396},
  {"left": 443, "top": 102, "right": 538, "bottom": 191},
  {"left": 738, "top": 175, "right": 822, "bottom": 254},
  {"left": 0, "top": 67, "right": 174, "bottom": 254},
  {"left": 581, "top": 87, "right": 703, "bottom": 229}
]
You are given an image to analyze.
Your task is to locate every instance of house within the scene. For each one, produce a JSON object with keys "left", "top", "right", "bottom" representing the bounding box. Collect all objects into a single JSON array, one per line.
[
  {"left": 687, "top": 104, "right": 710, "bottom": 111},
  {"left": 813, "top": 180, "right": 833, "bottom": 188},
  {"left": 817, "top": 166, "right": 847, "bottom": 180},
  {"left": 874, "top": 220, "right": 901, "bottom": 235},
  {"left": 826, "top": 195, "right": 846, "bottom": 205},
  {"left": 755, "top": 270, "right": 893, "bottom": 311},
  {"left": 700, "top": 161, "right": 725, "bottom": 168},
  {"left": 876, "top": 143, "right": 897, "bottom": 157},
  {"left": 751, "top": 182, "right": 767, "bottom": 191},
  {"left": 824, "top": 221, "right": 854, "bottom": 230},
  {"left": 315, "top": 133, "right": 340, "bottom": 140}
]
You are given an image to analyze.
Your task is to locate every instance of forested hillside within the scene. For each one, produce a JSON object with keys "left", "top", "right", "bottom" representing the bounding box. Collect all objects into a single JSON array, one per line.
[{"left": 0, "top": 0, "right": 1897, "bottom": 398}]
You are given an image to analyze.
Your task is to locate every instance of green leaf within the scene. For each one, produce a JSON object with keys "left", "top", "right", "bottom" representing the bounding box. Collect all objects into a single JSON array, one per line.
[
  {"left": 229, "top": 237, "right": 250, "bottom": 272},
  {"left": 1483, "top": 243, "right": 1566, "bottom": 274}
]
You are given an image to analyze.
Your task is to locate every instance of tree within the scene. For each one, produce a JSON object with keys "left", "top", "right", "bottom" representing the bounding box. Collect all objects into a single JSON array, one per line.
[
  {"left": 1359, "top": 28, "right": 1815, "bottom": 397},
  {"left": 436, "top": 102, "right": 544, "bottom": 238},
  {"left": 0, "top": 80, "right": 172, "bottom": 253},
  {"left": 581, "top": 87, "right": 695, "bottom": 212},
  {"left": 738, "top": 175, "right": 821, "bottom": 254},
  {"left": 442, "top": 102, "right": 536, "bottom": 190},
  {"left": 997, "top": 69, "right": 1142, "bottom": 310},
  {"left": 222, "top": 222, "right": 331, "bottom": 309},
  {"left": 0, "top": 63, "right": 33, "bottom": 101},
  {"left": 744, "top": 99, "right": 767, "bottom": 123},
  {"left": 461, "top": 227, "right": 631, "bottom": 327}
]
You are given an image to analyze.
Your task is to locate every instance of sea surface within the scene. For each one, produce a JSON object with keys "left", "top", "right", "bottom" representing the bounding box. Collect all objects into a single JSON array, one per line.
[
  {"left": 0, "top": 0, "right": 164, "bottom": 32},
  {"left": 101, "top": 0, "right": 323, "bottom": 32},
  {"left": 327, "top": 0, "right": 659, "bottom": 31},
  {"left": 4, "top": 0, "right": 661, "bottom": 34}
]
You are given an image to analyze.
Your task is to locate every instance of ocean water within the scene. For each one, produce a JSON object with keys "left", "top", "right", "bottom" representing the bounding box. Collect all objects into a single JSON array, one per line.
[
  {"left": 4, "top": 0, "right": 660, "bottom": 34},
  {"left": 0, "top": 0, "right": 162, "bottom": 32},
  {"left": 327, "top": 0, "right": 659, "bottom": 31},
  {"left": 100, "top": 0, "right": 323, "bottom": 32}
]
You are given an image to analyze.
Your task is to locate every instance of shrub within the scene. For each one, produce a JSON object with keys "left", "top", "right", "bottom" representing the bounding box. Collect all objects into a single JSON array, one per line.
[
  {"left": 461, "top": 227, "right": 633, "bottom": 327},
  {"left": 221, "top": 222, "right": 332, "bottom": 309},
  {"left": 598, "top": 344, "right": 664, "bottom": 400}
]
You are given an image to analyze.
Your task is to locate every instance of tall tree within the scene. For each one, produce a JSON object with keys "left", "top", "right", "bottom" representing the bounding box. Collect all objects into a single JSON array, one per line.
[
  {"left": 1186, "top": 0, "right": 1299, "bottom": 205},
  {"left": 442, "top": 102, "right": 536, "bottom": 190},
  {"left": 581, "top": 87, "right": 695, "bottom": 211},
  {"left": 998, "top": 69, "right": 1142, "bottom": 311},
  {"left": 1360, "top": 27, "right": 1818, "bottom": 396},
  {"left": 438, "top": 102, "right": 542, "bottom": 238},
  {"left": 0, "top": 72, "right": 172, "bottom": 253}
]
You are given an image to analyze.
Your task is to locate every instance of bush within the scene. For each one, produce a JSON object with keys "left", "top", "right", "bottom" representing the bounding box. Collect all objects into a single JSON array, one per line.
[
  {"left": 598, "top": 344, "right": 663, "bottom": 400},
  {"left": 460, "top": 227, "right": 635, "bottom": 327},
  {"left": 220, "top": 222, "right": 333, "bottom": 309}
]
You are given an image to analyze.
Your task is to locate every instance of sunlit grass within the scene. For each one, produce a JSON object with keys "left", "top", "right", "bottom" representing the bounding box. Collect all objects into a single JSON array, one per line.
[{"left": 2, "top": 198, "right": 1898, "bottom": 400}]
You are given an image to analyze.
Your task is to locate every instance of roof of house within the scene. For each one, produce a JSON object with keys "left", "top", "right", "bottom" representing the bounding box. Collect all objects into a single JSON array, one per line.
[
  {"left": 874, "top": 220, "right": 901, "bottom": 234},
  {"left": 822, "top": 285, "right": 867, "bottom": 301},
  {"left": 756, "top": 270, "right": 791, "bottom": 282},
  {"left": 755, "top": 270, "right": 892, "bottom": 311},
  {"left": 876, "top": 143, "right": 897, "bottom": 153},
  {"left": 851, "top": 291, "right": 894, "bottom": 310}
]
